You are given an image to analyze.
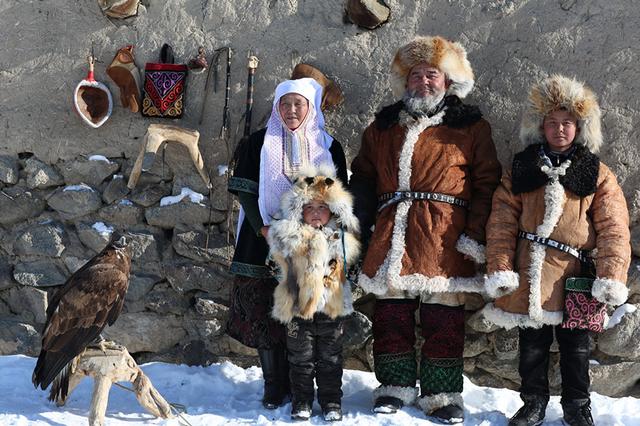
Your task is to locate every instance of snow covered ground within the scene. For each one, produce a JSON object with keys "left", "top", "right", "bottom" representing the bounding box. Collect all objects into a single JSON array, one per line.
[{"left": 1, "top": 355, "right": 638, "bottom": 425}]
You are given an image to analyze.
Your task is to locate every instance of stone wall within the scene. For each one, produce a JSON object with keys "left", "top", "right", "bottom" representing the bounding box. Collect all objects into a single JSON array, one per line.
[{"left": 2, "top": 0, "right": 640, "bottom": 397}]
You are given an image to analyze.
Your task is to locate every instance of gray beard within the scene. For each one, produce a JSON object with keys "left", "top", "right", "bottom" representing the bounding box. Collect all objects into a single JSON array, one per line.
[{"left": 403, "top": 90, "right": 446, "bottom": 116}]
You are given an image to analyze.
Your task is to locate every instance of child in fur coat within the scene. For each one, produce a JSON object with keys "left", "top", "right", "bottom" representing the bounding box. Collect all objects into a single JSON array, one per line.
[
  {"left": 482, "top": 75, "right": 631, "bottom": 426},
  {"left": 267, "top": 164, "right": 360, "bottom": 422}
]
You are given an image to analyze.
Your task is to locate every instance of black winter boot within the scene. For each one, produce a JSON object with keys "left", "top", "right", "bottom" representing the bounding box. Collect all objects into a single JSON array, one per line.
[
  {"left": 562, "top": 399, "right": 594, "bottom": 426},
  {"left": 291, "top": 400, "right": 312, "bottom": 420},
  {"left": 322, "top": 402, "right": 343, "bottom": 421},
  {"left": 430, "top": 404, "right": 464, "bottom": 424},
  {"left": 373, "top": 395, "right": 404, "bottom": 413},
  {"left": 509, "top": 394, "right": 549, "bottom": 426},
  {"left": 258, "top": 348, "right": 288, "bottom": 409}
]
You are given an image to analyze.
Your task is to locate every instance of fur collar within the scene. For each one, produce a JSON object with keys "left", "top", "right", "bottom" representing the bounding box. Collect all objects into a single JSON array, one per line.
[
  {"left": 511, "top": 144, "right": 599, "bottom": 196},
  {"left": 374, "top": 95, "right": 482, "bottom": 130}
]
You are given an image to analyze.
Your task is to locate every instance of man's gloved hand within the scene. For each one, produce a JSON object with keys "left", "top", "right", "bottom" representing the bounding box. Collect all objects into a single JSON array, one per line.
[{"left": 107, "top": 45, "right": 141, "bottom": 113}]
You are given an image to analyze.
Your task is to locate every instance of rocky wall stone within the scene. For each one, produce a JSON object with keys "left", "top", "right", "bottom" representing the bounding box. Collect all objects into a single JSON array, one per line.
[
  {"left": 75, "top": 221, "right": 112, "bottom": 253},
  {"left": 590, "top": 361, "right": 640, "bottom": 397},
  {"left": 13, "top": 260, "right": 68, "bottom": 287},
  {"left": 23, "top": 157, "right": 65, "bottom": 189},
  {"left": 0, "top": 155, "right": 19, "bottom": 184},
  {"left": 103, "top": 312, "right": 186, "bottom": 353},
  {"left": 47, "top": 185, "right": 102, "bottom": 220},
  {"left": 129, "top": 181, "right": 173, "bottom": 207},
  {"left": 13, "top": 223, "right": 66, "bottom": 258},
  {"left": 99, "top": 201, "right": 145, "bottom": 226},
  {"left": 58, "top": 158, "right": 120, "bottom": 188},
  {"left": 0, "top": 260, "right": 16, "bottom": 291},
  {"left": 123, "top": 274, "right": 160, "bottom": 313},
  {"left": 145, "top": 198, "right": 224, "bottom": 229},
  {"left": 0, "top": 187, "right": 46, "bottom": 225},
  {"left": 127, "top": 228, "right": 163, "bottom": 263},
  {"left": 144, "top": 282, "right": 190, "bottom": 315},
  {"left": 172, "top": 229, "right": 234, "bottom": 265},
  {"left": 3, "top": 286, "right": 48, "bottom": 324},
  {"left": 597, "top": 304, "right": 640, "bottom": 359},
  {"left": 102, "top": 175, "right": 130, "bottom": 204},
  {"left": 165, "top": 261, "right": 232, "bottom": 302},
  {"left": 0, "top": 320, "right": 40, "bottom": 356}
]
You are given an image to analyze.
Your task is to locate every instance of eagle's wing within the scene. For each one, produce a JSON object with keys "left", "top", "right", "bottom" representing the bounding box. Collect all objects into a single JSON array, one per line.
[{"left": 32, "top": 260, "right": 129, "bottom": 392}]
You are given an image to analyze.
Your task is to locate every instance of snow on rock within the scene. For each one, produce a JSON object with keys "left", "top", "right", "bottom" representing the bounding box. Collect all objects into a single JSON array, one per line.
[
  {"left": 217, "top": 165, "right": 228, "bottom": 176},
  {"left": 606, "top": 304, "right": 638, "bottom": 329},
  {"left": 160, "top": 187, "right": 205, "bottom": 207},
  {"left": 91, "top": 222, "right": 114, "bottom": 237},
  {"left": 62, "top": 183, "right": 95, "bottom": 192},
  {"left": 119, "top": 199, "right": 133, "bottom": 206},
  {"left": 88, "top": 155, "right": 111, "bottom": 163}
]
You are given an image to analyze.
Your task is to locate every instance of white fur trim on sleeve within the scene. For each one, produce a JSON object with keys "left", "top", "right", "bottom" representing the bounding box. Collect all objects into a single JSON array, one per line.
[
  {"left": 592, "top": 278, "right": 629, "bottom": 306},
  {"left": 485, "top": 270, "right": 520, "bottom": 298},
  {"left": 455, "top": 233, "right": 486, "bottom": 264}
]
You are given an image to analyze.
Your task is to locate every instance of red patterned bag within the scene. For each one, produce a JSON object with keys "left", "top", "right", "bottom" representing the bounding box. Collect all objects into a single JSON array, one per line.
[
  {"left": 561, "top": 277, "right": 607, "bottom": 333},
  {"left": 141, "top": 44, "right": 187, "bottom": 118}
]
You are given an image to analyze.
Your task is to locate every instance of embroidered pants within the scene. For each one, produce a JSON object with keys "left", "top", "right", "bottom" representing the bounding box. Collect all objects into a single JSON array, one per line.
[
  {"left": 518, "top": 325, "right": 591, "bottom": 402},
  {"left": 286, "top": 313, "right": 345, "bottom": 407},
  {"left": 373, "top": 299, "right": 465, "bottom": 397}
]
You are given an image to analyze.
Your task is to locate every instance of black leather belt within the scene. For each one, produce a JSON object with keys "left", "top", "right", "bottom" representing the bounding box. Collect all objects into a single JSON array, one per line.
[
  {"left": 517, "top": 231, "right": 592, "bottom": 263},
  {"left": 377, "top": 191, "right": 469, "bottom": 212}
]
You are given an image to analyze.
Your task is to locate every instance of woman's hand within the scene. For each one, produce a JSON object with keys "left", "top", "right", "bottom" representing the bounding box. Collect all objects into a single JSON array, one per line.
[{"left": 260, "top": 226, "right": 270, "bottom": 239}]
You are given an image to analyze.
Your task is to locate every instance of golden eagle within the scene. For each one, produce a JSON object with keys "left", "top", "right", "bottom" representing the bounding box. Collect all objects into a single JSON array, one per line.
[{"left": 32, "top": 231, "right": 132, "bottom": 402}]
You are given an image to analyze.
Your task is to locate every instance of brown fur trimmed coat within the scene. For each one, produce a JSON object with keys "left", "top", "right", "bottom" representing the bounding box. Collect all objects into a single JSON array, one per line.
[
  {"left": 350, "top": 96, "right": 501, "bottom": 296},
  {"left": 267, "top": 164, "right": 360, "bottom": 323},
  {"left": 483, "top": 145, "right": 631, "bottom": 328}
]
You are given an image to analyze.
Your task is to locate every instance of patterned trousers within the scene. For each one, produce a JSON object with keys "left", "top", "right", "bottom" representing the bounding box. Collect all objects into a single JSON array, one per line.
[{"left": 372, "top": 298, "right": 465, "bottom": 397}]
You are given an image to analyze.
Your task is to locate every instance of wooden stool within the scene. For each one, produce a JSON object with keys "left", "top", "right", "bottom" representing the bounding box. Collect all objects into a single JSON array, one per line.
[
  {"left": 53, "top": 343, "right": 173, "bottom": 426},
  {"left": 128, "top": 124, "right": 212, "bottom": 190}
]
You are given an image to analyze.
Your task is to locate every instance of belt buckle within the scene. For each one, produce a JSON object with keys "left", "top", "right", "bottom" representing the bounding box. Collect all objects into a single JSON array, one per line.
[{"left": 386, "top": 191, "right": 402, "bottom": 203}]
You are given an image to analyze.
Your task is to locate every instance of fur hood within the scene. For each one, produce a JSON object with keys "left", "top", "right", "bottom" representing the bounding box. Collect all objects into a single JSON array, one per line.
[
  {"left": 520, "top": 74, "right": 603, "bottom": 153},
  {"left": 268, "top": 164, "right": 361, "bottom": 323},
  {"left": 390, "top": 35, "right": 474, "bottom": 99},
  {"left": 277, "top": 163, "right": 360, "bottom": 233}
]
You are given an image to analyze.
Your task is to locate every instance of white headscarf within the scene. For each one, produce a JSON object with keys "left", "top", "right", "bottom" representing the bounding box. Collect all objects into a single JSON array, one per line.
[{"left": 258, "top": 78, "right": 334, "bottom": 225}]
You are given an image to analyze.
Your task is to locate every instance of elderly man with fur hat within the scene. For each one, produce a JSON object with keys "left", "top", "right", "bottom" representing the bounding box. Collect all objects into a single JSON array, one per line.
[
  {"left": 349, "top": 36, "right": 501, "bottom": 423},
  {"left": 481, "top": 75, "right": 631, "bottom": 426}
]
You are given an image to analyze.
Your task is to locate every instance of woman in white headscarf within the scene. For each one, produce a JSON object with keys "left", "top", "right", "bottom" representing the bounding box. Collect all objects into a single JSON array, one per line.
[{"left": 226, "top": 78, "right": 347, "bottom": 410}]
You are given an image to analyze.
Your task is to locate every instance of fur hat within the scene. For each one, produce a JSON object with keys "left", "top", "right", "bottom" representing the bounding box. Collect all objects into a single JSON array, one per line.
[
  {"left": 390, "top": 35, "right": 475, "bottom": 99},
  {"left": 520, "top": 74, "right": 602, "bottom": 153},
  {"left": 278, "top": 163, "right": 360, "bottom": 233}
]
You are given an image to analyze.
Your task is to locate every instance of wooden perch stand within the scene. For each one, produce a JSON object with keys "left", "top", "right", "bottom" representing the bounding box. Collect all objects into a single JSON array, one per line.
[{"left": 55, "top": 343, "right": 173, "bottom": 426}]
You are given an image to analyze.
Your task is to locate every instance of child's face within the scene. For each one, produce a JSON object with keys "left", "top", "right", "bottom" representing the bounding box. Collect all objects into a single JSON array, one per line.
[
  {"left": 543, "top": 109, "right": 579, "bottom": 152},
  {"left": 302, "top": 200, "right": 331, "bottom": 228}
]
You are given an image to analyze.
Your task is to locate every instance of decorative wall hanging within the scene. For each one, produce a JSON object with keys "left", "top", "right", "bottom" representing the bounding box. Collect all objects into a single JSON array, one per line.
[{"left": 141, "top": 44, "right": 188, "bottom": 118}]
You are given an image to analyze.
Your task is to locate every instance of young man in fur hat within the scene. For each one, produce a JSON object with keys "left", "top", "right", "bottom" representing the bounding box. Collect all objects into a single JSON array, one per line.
[
  {"left": 350, "top": 35, "right": 501, "bottom": 423},
  {"left": 482, "top": 75, "right": 631, "bottom": 426},
  {"left": 267, "top": 164, "right": 360, "bottom": 422}
]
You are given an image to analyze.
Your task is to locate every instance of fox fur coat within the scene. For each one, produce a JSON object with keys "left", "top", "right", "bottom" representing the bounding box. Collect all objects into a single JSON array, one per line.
[{"left": 267, "top": 164, "right": 361, "bottom": 323}]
